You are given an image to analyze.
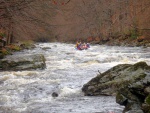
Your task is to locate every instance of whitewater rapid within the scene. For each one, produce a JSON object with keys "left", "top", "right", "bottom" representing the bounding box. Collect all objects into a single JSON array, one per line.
[{"left": 0, "top": 43, "right": 150, "bottom": 113}]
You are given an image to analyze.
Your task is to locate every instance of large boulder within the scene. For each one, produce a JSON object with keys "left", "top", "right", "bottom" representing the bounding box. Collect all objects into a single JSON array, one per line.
[
  {"left": 82, "top": 61, "right": 150, "bottom": 113},
  {"left": 0, "top": 54, "right": 46, "bottom": 71}
]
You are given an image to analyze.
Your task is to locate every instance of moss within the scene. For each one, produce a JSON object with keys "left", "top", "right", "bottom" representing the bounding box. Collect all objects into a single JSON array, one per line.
[
  {"left": 0, "top": 48, "right": 10, "bottom": 55},
  {"left": 19, "top": 41, "right": 35, "bottom": 49},
  {"left": 22, "top": 41, "right": 34, "bottom": 47},
  {"left": 6, "top": 45, "right": 21, "bottom": 51},
  {"left": 0, "top": 32, "right": 6, "bottom": 37},
  {"left": 10, "top": 45, "right": 21, "bottom": 51},
  {"left": 116, "top": 93, "right": 128, "bottom": 105},
  {"left": 133, "top": 62, "right": 148, "bottom": 68},
  {"left": 133, "top": 73, "right": 146, "bottom": 82},
  {"left": 145, "top": 94, "right": 150, "bottom": 105}
]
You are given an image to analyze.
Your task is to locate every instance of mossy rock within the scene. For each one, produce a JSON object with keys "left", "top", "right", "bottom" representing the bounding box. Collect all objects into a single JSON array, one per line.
[
  {"left": 142, "top": 103, "right": 150, "bottom": 113},
  {"left": 82, "top": 61, "right": 150, "bottom": 113},
  {"left": 82, "top": 61, "right": 149, "bottom": 96},
  {"left": 116, "top": 93, "right": 128, "bottom": 105},
  {"left": 0, "top": 48, "right": 10, "bottom": 55},
  {"left": 132, "top": 61, "right": 149, "bottom": 70},
  {"left": 144, "top": 87, "right": 150, "bottom": 94},
  {"left": 1, "top": 54, "right": 46, "bottom": 71},
  {"left": 19, "top": 41, "right": 35, "bottom": 50}
]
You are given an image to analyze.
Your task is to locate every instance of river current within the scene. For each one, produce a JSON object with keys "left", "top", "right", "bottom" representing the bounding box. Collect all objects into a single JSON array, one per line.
[{"left": 0, "top": 43, "right": 150, "bottom": 113}]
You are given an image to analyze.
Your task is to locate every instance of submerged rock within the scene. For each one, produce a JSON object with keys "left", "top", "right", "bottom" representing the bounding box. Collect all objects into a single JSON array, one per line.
[
  {"left": 82, "top": 61, "right": 150, "bottom": 113},
  {"left": 52, "top": 92, "right": 58, "bottom": 97},
  {"left": 42, "top": 47, "right": 51, "bottom": 50},
  {"left": 0, "top": 54, "right": 46, "bottom": 71}
]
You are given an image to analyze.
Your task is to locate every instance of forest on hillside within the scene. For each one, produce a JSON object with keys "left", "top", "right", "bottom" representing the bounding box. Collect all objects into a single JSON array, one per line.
[{"left": 0, "top": 0, "right": 150, "bottom": 45}]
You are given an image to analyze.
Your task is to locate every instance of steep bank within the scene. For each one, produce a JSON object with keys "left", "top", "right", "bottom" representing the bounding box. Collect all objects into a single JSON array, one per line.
[
  {"left": 1, "top": 0, "right": 150, "bottom": 43},
  {"left": 93, "top": 36, "right": 150, "bottom": 47}
]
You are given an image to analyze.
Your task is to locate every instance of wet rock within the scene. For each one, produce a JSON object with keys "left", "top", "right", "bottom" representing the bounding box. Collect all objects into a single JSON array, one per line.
[
  {"left": 82, "top": 63, "right": 132, "bottom": 96},
  {"left": 0, "top": 54, "right": 46, "bottom": 71},
  {"left": 42, "top": 47, "right": 51, "bottom": 50},
  {"left": 82, "top": 61, "right": 150, "bottom": 113},
  {"left": 116, "top": 93, "right": 128, "bottom": 106},
  {"left": 0, "top": 53, "right": 4, "bottom": 59},
  {"left": 19, "top": 43, "right": 36, "bottom": 50},
  {"left": 145, "top": 94, "right": 150, "bottom": 105},
  {"left": 126, "top": 109, "right": 144, "bottom": 113},
  {"left": 53, "top": 45, "right": 57, "bottom": 47},
  {"left": 144, "top": 87, "right": 150, "bottom": 94},
  {"left": 137, "top": 36, "right": 145, "bottom": 42},
  {"left": 142, "top": 103, "right": 150, "bottom": 113},
  {"left": 52, "top": 92, "right": 58, "bottom": 97}
]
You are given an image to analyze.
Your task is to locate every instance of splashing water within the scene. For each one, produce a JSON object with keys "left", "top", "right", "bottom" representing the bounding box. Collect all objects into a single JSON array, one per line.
[{"left": 0, "top": 43, "right": 149, "bottom": 113}]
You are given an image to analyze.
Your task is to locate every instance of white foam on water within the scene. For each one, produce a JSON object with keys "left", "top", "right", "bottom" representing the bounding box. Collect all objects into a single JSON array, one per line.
[
  {"left": 0, "top": 75, "right": 12, "bottom": 82},
  {"left": 4, "top": 77, "right": 41, "bottom": 87},
  {"left": 12, "top": 71, "right": 38, "bottom": 76},
  {"left": 59, "top": 86, "right": 81, "bottom": 97},
  {"left": 15, "top": 107, "right": 27, "bottom": 113},
  {"left": 0, "top": 95, "right": 10, "bottom": 105},
  {"left": 0, "top": 43, "right": 149, "bottom": 113},
  {"left": 45, "top": 79, "right": 64, "bottom": 83}
]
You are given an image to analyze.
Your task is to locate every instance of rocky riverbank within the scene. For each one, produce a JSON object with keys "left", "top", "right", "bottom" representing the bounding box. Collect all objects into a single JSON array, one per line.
[
  {"left": 89, "top": 36, "right": 150, "bottom": 47},
  {"left": 0, "top": 42, "right": 46, "bottom": 71},
  {"left": 0, "top": 42, "right": 36, "bottom": 59},
  {"left": 82, "top": 61, "right": 150, "bottom": 113},
  {"left": 104, "top": 37, "right": 150, "bottom": 47},
  {"left": 0, "top": 54, "right": 46, "bottom": 71}
]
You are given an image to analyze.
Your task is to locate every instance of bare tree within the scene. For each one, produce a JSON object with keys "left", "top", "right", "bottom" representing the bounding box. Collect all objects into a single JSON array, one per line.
[{"left": 1, "top": 0, "right": 149, "bottom": 45}]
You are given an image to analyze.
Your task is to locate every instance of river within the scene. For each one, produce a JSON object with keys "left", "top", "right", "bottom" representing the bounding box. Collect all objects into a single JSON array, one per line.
[{"left": 0, "top": 43, "right": 150, "bottom": 113}]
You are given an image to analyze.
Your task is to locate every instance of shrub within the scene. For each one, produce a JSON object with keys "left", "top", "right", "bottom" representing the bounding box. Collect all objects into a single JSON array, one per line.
[
  {"left": 0, "top": 48, "right": 10, "bottom": 55},
  {"left": 129, "top": 28, "right": 141, "bottom": 39},
  {"left": 6, "top": 45, "right": 21, "bottom": 51},
  {"left": 0, "top": 32, "right": 6, "bottom": 37}
]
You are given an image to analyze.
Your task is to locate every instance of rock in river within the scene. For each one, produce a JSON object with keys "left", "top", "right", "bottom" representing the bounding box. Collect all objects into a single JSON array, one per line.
[
  {"left": 0, "top": 54, "right": 46, "bottom": 71},
  {"left": 82, "top": 61, "right": 150, "bottom": 113}
]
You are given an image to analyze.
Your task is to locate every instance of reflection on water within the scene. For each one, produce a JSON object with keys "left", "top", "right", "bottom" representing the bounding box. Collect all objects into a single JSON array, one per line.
[{"left": 0, "top": 43, "right": 150, "bottom": 113}]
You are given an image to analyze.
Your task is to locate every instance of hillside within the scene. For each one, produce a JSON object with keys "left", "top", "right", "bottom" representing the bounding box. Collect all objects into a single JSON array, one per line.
[{"left": 0, "top": 0, "right": 150, "bottom": 45}]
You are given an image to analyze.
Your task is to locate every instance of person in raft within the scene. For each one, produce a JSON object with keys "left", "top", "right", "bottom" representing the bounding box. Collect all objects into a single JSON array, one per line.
[
  {"left": 76, "top": 40, "right": 82, "bottom": 50},
  {"left": 82, "top": 42, "right": 88, "bottom": 49},
  {"left": 76, "top": 41, "right": 90, "bottom": 50}
]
